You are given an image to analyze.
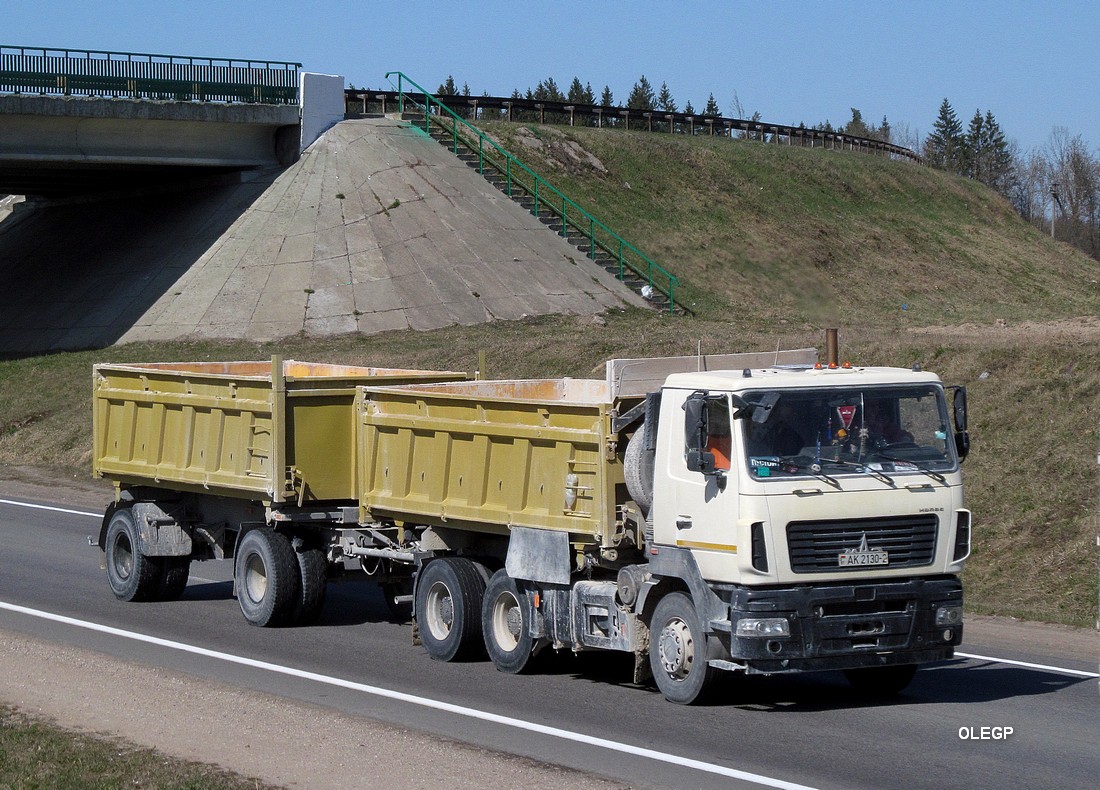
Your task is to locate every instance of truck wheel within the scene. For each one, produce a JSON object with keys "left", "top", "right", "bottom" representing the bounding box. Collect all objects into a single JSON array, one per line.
[
  {"left": 624, "top": 428, "right": 655, "bottom": 515},
  {"left": 482, "top": 570, "right": 535, "bottom": 674},
  {"left": 158, "top": 558, "right": 191, "bottom": 601},
  {"left": 235, "top": 528, "right": 299, "bottom": 627},
  {"left": 292, "top": 547, "right": 327, "bottom": 626},
  {"left": 105, "top": 508, "right": 163, "bottom": 602},
  {"left": 649, "top": 592, "right": 715, "bottom": 704},
  {"left": 843, "top": 664, "right": 918, "bottom": 696},
  {"left": 415, "top": 558, "right": 486, "bottom": 661}
]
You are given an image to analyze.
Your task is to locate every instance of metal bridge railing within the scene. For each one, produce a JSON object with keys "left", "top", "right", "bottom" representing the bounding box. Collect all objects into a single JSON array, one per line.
[
  {"left": 0, "top": 45, "right": 301, "bottom": 104},
  {"left": 385, "top": 71, "right": 687, "bottom": 315}
]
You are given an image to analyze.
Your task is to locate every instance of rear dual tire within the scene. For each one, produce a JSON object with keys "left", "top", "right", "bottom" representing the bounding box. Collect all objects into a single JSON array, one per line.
[
  {"left": 105, "top": 508, "right": 163, "bottom": 602},
  {"left": 236, "top": 528, "right": 299, "bottom": 627},
  {"left": 415, "top": 558, "right": 488, "bottom": 661},
  {"left": 482, "top": 570, "right": 536, "bottom": 674}
]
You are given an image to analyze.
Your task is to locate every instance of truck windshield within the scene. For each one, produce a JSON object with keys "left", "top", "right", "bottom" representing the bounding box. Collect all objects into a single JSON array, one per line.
[{"left": 741, "top": 385, "right": 955, "bottom": 479}]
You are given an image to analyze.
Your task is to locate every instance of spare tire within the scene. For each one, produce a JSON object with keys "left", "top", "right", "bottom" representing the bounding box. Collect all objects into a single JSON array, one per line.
[{"left": 624, "top": 426, "right": 655, "bottom": 515}]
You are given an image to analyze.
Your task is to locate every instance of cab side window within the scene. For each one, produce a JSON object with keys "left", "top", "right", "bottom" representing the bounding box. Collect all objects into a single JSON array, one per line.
[{"left": 705, "top": 399, "right": 732, "bottom": 470}]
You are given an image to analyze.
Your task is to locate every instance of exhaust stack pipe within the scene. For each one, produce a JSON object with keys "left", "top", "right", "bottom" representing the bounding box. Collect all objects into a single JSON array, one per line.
[{"left": 825, "top": 328, "right": 839, "bottom": 367}]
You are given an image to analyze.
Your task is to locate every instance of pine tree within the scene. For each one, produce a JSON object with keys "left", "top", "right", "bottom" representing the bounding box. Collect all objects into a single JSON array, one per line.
[
  {"left": 656, "top": 81, "right": 677, "bottom": 113},
  {"left": 843, "top": 108, "right": 871, "bottom": 138},
  {"left": 877, "top": 115, "right": 891, "bottom": 143},
  {"left": 683, "top": 99, "right": 695, "bottom": 115},
  {"left": 582, "top": 82, "right": 595, "bottom": 105},
  {"left": 627, "top": 75, "right": 657, "bottom": 111},
  {"left": 600, "top": 85, "right": 614, "bottom": 107},
  {"left": 542, "top": 77, "right": 564, "bottom": 102},
  {"left": 567, "top": 77, "right": 586, "bottom": 103},
  {"left": 963, "top": 109, "right": 985, "bottom": 180},
  {"left": 981, "top": 110, "right": 1013, "bottom": 193},
  {"left": 437, "top": 75, "right": 458, "bottom": 96},
  {"left": 924, "top": 98, "right": 964, "bottom": 171},
  {"left": 703, "top": 93, "right": 720, "bottom": 116}
]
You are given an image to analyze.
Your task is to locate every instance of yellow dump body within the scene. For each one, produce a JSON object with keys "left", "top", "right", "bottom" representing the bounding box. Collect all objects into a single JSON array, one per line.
[
  {"left": 357, "top": 379, "right": 627, "bottom": 545},
  {"left": 93, "top": 360, "right": 468, "bottom": 504}
]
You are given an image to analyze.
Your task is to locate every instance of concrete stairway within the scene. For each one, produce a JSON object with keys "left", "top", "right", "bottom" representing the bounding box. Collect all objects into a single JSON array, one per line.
[{"left": 403, "top": 111, "right": 678, "bottom": 314}]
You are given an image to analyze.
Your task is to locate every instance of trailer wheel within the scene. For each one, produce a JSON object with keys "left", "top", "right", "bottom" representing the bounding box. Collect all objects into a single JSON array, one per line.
[
  {"left": 482, "top": 570, "right": 536, "bottom": 674},
  {"left": 105, "top": 508, "right": 163, "bottom": 602},
  {"left": 649, "top": 592, "right": 715, "bottom": 704},
  {"left": 292, "top": 546, "right": 328, "bottom": 626},
  {"left": 843, "top": 664, "right": 918, "bottom": 696},
  {"left": 415, "top": 558, "right": 486, "bottom": 661},
  {"left": 235, "top": 528, "right": 299, "bottom": 627},
  {"left": 158, "top": 558, "right": 191, "bottom": 601},
  {"left": 624, "top": 427, "right": 655, "bottom": 515}
]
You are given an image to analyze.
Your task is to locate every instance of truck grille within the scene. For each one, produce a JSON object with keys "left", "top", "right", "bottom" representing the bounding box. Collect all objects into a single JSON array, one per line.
[{"left": 786, "top": 515, "right": 938, "bottom": 573}]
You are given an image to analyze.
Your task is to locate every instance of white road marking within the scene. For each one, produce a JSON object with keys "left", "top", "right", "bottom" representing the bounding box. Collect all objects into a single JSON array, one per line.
[
  {"left": 955, "top": 651, "right": 1098, "bottom": 679},
  {"left": 0, "top": 600, "right": 817, "bottom": 790},
  {"left": 0, "top": 498, "right": 100, "bottom": 518}
]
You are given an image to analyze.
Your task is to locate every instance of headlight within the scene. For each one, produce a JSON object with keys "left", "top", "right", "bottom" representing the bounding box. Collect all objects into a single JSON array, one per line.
[
  {"left": 935, "top": 605, "right": 963, "bottom": 626},
  {"left": 736, "top": 617, "right": 791, "bottom": 638}
]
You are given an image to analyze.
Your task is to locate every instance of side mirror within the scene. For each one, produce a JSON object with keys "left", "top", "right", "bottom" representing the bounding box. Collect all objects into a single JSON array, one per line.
[
  {"left": 683, "top": 395, "right": 707, "bottom": 453},
  {"left": 953, "top": 386, "right": 968, "bottom": 432},
  {"left": 954, "top": 430, "right": 970, "bottom": 463},
  {"left": 750, "top": 391, "right": 781, "bottom": 424},
  {"left": 686, "top": 449, "right": 717, "bottom": 475},
  {"left": 952, "top": 386, "right": 969, "bottom": 463}
]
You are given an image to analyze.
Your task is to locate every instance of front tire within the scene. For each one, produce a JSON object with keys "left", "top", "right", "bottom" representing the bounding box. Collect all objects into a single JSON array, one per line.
[
  {"left": 235, "top": 528, "right": 299, "bottom": 627},
  {"left": 844, "top": 664, "right": 918, "bottom": 696},
  {"left": 414, "top": 558, "right": 486, "bottom": 661},
  {"left": 482, "top": 570, "right": 536, "bottom": 674},
  {"left": 104, "top": 508, "right": 162, "bottom": 602},
  {"left": 649, "top": 592, "right": 715, "bottom": 704}
]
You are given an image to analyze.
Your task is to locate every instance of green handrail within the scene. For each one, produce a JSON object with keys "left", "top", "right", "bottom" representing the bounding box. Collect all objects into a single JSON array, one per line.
[{"left": 385, "top": 71, "right": 686, "bottom": 315}]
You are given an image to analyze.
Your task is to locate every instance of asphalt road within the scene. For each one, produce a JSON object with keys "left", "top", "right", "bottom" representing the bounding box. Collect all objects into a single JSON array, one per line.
[{"left": 0, "top": 492, "right": 1096, "bottom": 790}]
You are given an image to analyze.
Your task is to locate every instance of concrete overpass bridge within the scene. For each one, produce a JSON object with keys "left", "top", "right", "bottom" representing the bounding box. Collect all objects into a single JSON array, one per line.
[
  {"left": 0, "top": 48, "right": 644, "bottom": 357},
  {"left": 0, "top": 45, "right": 342, "bottom": 197}
]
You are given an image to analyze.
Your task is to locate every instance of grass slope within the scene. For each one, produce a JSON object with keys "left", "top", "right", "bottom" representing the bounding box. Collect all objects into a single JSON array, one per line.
[
  {"left": 1, "top": 123, "right": 1097, "bottom": 627},
  {"left": 485, "top": 122, "right": 1098, "bottom": 326}
]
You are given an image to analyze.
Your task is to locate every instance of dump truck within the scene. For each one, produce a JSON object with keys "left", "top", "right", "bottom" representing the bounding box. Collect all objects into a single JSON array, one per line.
[{"left": 93, "top": 344, "right": 971, "bottom": 704}]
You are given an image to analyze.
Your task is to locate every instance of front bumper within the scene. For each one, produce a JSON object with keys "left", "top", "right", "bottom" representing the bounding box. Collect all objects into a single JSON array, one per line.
[{"left": 709, "top": 576, "right": 963, "bottom": 674}]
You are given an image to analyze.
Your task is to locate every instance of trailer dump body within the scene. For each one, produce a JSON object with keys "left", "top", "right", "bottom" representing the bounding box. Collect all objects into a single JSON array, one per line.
[
  {"left": 357, "top": 378, "right": 624, "bottom": 544},
  {"left": 93, "top": 359, "right": 468, "bottom": 504}
]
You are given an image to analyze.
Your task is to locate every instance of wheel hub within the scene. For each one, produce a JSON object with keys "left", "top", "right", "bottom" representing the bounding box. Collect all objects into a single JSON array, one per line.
[
  {"left": 425, "top": 582, "right": 455, "bottom": 639},
  {"left": 244, "top": 554, "right": 268, "bottom": 603},
  {"left": 658, "top": 618, "right": 694, "bottom": 679}
]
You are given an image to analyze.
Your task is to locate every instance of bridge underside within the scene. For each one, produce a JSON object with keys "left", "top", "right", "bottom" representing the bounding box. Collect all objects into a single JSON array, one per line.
[{"left": 0, "top": 95, "right": 300, "bottom": 197}]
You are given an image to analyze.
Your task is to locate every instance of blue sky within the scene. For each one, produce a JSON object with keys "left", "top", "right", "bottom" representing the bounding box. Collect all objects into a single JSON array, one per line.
[{"left": 7, "top": 1, "right": 1095, "bottom": 153}]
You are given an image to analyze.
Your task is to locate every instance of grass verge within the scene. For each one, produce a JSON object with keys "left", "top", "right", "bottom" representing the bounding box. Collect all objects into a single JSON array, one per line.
[{"left": 0, "top": 705, "right": 273, "bottom": 789}]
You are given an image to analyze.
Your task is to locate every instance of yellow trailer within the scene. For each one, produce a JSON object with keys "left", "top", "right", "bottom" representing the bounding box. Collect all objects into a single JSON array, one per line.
[
  {"left": 357, "top": 378, "right": 625, "bottom": 545},
  {"left": 93, "top": 358, "right": 468, "bottom": 504}
]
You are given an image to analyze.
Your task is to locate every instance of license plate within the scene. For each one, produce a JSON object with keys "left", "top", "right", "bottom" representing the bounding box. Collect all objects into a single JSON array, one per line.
[{"left": 838, "top": 550, "right": 889, "bottom": 567}]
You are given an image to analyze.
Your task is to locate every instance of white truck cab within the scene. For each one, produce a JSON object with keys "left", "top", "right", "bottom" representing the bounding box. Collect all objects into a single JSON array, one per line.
[{"left": 634, "top": 361, "right": 970, "bottom": 701}]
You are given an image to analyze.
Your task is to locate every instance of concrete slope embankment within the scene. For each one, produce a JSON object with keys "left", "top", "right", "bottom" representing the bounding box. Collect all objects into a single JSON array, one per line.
[{"left": 0, "top": 118, "right": 640, "bottom": 356}]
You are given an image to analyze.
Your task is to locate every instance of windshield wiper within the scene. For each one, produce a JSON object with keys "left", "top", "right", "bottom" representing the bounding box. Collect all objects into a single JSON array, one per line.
[
  {"left": 874, "top": 453, "right": 947, "bottom": 484},
  {"left": 818, "top": 457, "right": 895, "bottom": 486},
  {"left": 775, "top": 456, "right": 841, "bottom": 489}
]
